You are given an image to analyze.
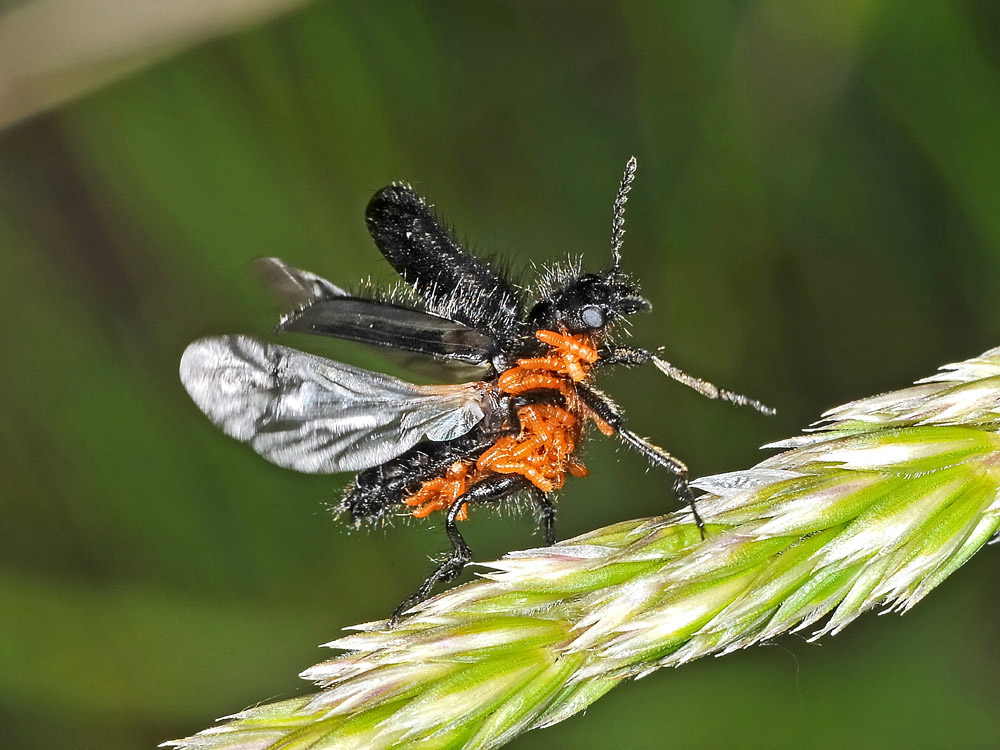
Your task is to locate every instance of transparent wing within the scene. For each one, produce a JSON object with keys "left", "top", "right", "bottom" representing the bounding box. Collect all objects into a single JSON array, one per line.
[
  {"left": 252, "top": 256, "right": 348, "bottom": 307},
  {"left": 179, "top": 335, "right": 489, "bottom": 473}
]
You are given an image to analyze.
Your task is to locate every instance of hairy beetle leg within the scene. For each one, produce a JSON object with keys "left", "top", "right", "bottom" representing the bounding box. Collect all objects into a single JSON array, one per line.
[
  {"left": 391, "top": 475, "right": 530, "bottom": 626},
  {"left": 576, "top": 381, "right": 707, "bottom": 538}
]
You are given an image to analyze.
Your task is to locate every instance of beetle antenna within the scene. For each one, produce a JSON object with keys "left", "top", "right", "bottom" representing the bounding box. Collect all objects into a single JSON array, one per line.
[
  {"left": 610, "top": 156, "right": 637, "bottom": 271},
  {"left": 652, "top": 349, "right": 776, "bottom": 415}
]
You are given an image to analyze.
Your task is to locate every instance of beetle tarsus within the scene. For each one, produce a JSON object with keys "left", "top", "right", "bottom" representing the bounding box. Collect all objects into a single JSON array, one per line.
[
  {"left": 576, "top": 382, "right": 706, "bottom": 537},
  {"left": 391, "top": 475, "right": 528, "bottom": 626}
]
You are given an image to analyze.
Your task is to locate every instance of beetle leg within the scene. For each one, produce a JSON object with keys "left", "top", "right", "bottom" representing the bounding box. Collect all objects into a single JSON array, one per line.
[
  {"left": 391, "top": 474, "right": 529, "bottom": 625},
  {"left": 616, "top": 429, "right": 703, "bottom": 535},
  {"left": 530, "top": 488, "right": 557, "bottom": 545},
  {"left": 576, "top": 382, "right": 705, "bottom": 537}
]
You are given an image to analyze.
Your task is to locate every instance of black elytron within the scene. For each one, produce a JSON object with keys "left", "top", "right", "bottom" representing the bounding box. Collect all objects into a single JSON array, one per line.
[{"left": 180, "top": 158, "right": 773, "bottom": 622}]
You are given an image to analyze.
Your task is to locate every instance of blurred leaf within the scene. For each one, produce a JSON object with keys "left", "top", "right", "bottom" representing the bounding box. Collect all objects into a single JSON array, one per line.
[{"left": 0, "top": 0, "right": 311, "bottom": 129}]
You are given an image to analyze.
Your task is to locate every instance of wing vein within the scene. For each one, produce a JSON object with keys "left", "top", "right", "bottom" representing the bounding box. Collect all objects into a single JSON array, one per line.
[{"left": 180, "top": 335, "right": 488, "bottom": 473}]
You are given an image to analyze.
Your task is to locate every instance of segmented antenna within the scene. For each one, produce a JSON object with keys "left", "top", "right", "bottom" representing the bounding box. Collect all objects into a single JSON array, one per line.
[
  {"left": 652, "top": 351, "right": 776, "bottom": 416},
  {"left": 610, "top": 156, "right": 637, "bottom": 269}
]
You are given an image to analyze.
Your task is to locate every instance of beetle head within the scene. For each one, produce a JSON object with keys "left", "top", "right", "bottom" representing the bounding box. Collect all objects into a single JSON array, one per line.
[{"left": 527, "top": 271, "right": 651, "bottom": 335}]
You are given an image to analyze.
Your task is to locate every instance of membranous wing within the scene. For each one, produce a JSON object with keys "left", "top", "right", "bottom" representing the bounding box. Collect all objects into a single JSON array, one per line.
[
  {"left": 253, "top": 256, "right": 348, "bottom": 307},
  {"left": 180, "top": 335, "right": 491, "bottom": 473},
  {"left": 255, "top": 257, "right": 498, "bottom": 368},
  {"left": 366, "top": 185, "right": 522, "bottom": 346},
  {"left": 278, "top": 298, "right": 498, "bottom": 366}
]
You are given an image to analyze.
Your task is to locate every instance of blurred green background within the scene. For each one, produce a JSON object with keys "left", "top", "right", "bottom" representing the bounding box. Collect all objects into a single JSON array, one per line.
[{"left": 3, "top": 1, "right": 1000, "bottom": 748}]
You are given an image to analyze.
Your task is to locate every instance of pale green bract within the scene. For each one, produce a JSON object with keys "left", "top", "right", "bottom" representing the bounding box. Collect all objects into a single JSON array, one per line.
[{"left": 167, "top": 346, "right": 1000, "bottom": 750}]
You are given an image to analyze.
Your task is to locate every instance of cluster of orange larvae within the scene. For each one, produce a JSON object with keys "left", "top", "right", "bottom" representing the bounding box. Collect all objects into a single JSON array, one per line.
[{"left": 405, "top": 329, "right": 613, "bottom": 520}]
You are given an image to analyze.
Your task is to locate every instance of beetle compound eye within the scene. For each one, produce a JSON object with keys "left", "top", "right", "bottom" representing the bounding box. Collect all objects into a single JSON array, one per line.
[{"left": 581, "top": 305, "right": 604, "bottom": 329}]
